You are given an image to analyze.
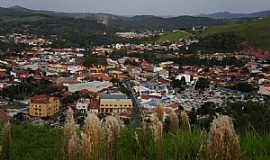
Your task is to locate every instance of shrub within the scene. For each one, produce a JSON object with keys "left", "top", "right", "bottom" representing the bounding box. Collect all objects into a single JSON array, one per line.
[
  {"left": 63, "top": 108, "right": 78, "bottom": 160},
  {"left": 81, "top": 113, "right": 103, "bottom": 160},
  {"left": 165, "top": 110, "right": 179, "bottom": 134},
  {"left": 179, "top": 111, "right": 191, "bottom": 132},
  {"left": 102, "top": 116, "right": 121, "bottom": 160},
  {"left": 201, "top": 115, "right": 241, "bottom": 160}
]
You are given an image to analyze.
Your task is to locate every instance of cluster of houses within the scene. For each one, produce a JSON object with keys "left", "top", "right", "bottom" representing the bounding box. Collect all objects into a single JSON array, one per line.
[
  {"left": 0, "top": 33, "right": 269, "bottom": 125},
  {"left": 8, "top": 33, "right": 52, "bottom": 46},
  {"left": 115, "top": 32, "right": 155, "bottom": 39}
]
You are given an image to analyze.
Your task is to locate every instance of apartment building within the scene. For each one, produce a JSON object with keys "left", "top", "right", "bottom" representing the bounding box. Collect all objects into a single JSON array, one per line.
[
  {"left": 29, "top": 95, "right": 60, "bottom": 117},
  {"left": 100, "top": 93, "right": 133, "bottom": 113}
]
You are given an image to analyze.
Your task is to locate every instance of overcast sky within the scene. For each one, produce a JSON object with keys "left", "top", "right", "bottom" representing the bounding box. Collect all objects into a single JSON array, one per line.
[{"left": 0, "top": 0, "right": 270, "bottom": 16}]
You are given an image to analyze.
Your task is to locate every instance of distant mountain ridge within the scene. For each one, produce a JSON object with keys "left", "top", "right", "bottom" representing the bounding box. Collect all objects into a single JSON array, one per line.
[
  {"left": 0, "top": 5, "right": 126, "bottom": 20},
  {"left": 2, "top": 5, "right": 270, "bottom": 20},
  {"left": 0, "top": 6, "right": 224, "bottom": 32},
  {"left": 200, "top": 10, "right": 270, "bottom": 19}
]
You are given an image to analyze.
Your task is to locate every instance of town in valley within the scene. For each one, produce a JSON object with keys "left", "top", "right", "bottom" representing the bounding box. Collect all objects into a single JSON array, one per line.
[{"left": 0, "top": 3, "right": 270, "bottom": 160}]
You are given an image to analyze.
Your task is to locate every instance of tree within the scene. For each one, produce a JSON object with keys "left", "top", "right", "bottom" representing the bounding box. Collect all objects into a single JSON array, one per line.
[
  {"left": 228, "top": 82, "right": 257, "bottom": 93},
  {"left": 189, "top": 108, "right": 197, "bottom": 125},
  {"left": 83, "top": 56, "right": 97, "bottom": 67},
  {"left": 171, "top": 77, "right": 186, "bottom": 91},
  {"left": 226, "top": 101, "right": 270, "bottom": 133},
  {"left": 197, "top": 102, "right": 225, "bottom": 130},
  {"left": 195, "top": 78, "right": 210, "bottom": 90},
  {"left": 110, "top": 78, "right": 120, "bottom": 85},
  {"left": 110, "top": 49, "right": 127, "bottom": 60},
  {"left": 198, "top": 102, "right": 217, "bottom": 117},
  {"left": 62, "top": 93, "right": 80, "bottom": 105},
  {"left": 180, "top": 77, "right": 186, "bottom": 86},
  {"left": 197, "top": 32, "right": 245, "bottom": 53}
]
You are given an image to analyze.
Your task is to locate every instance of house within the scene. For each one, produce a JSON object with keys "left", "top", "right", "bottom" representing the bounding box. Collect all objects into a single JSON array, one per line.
[
  {"left": 20, "top": 63, "right": 39, "bottom": 71},
  {"left": 109, "top": 70, "right": 128, "bottom": 79},
  {"left": 29, "top": 95, "right": 60, "bottom": 118},
  {"left": 158, "top": 69, "right": 169, "bottom": 79},
  {"left": 139, "top": 82, "right": 170, "bottom": 96},
  {"left": 141, "top": 61, "right": 153, "bottom": 72},
  {"left": 100, "top": 93, "right": 133, "bottom": 113},
  {"left": 10, "top": 70, "right": 31, "bottom": 79},
  {"left": 258, "top": 84, "right": 270, "bottom": 96},
  {"left": 159, "top": 61, "right": 174, "bottom": 68},
  {"left": 67, "top": 65, "right": 81, "bottom": 74},
  {"left": 88, "top": 65, "right": 106, "bottom": 73},
  {"left": 76, "top": 98, "right": 90, "bottom": 115},
  {"left": 176, "top": 74, "right": 193, "bottom": 84},
  {"left": 81, "top": 73, "right": 112, "bottom": 81}
]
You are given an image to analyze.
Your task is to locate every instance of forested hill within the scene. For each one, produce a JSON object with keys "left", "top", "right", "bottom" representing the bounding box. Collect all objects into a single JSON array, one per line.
[
  {"left": 110, "top": 15, "right": 224, "bottom": 31},
  {"left": 2, "top": 5, "right": 270, "bottom": 50},
  {"left": 0, "top": 6, "right": 224, "bottom": 32},
  {"left": 200, "top": 17, "right": 270, "bottom": 50}
]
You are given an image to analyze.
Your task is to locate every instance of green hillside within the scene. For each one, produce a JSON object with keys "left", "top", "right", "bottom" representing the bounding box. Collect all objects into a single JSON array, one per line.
[
  {"left": 157, "top": 30, "right": 192, "bottom": 43},
  {"left": 201, "top": 17, "right": 270, "bottom": 50}
]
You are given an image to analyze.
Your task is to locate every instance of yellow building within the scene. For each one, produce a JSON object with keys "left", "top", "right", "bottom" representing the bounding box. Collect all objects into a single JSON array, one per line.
[
  {"left": 29, "top": 95, "right": 60, "bottom": 117},
  {"left": 100, "top": 94, "right": 133, "bottom": 113}
]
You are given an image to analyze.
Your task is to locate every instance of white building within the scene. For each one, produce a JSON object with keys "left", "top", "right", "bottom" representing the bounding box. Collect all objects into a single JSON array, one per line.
[
  {"left": 67, "top": 81, "right": 113, "bottom": 93},
  {"left": 67, "top": 65, "right": 81, "bottom": 74},
  {"left": 76, "top": 98, "right": 90, "bottom": 114},
  {"left": 176, "top": 74, "right": 192, "bottom": 83},
  {"left": 258, "top": 85, "right": 270, "bottom": 96}
]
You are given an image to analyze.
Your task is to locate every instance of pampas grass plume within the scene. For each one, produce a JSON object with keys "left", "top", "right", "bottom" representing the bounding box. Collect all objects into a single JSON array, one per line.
[{"left": 203, "top": 115, "right": 241, "bottom": 160}]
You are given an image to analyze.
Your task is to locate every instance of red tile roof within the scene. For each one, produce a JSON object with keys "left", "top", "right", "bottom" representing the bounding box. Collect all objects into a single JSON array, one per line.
[
  {"left": 63, "top": 80, "right": 80, "bottom": 84},
  {"left": 141, "top": 94, "right": 162, "bottom": 100},
  {"left": 30, "top": 95, "right": 50, "bottom": 104},
  {"left": 89, "top": 100, "right": 99, "bottom": 109},
  {"left": 119, "top": 112, "right": 131, "bottom": 118}
]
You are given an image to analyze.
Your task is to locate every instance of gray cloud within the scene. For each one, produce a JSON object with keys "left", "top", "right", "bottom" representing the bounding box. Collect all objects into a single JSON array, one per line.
[{"left": 0, "top": 0, "right": 270, "bottom": 16}]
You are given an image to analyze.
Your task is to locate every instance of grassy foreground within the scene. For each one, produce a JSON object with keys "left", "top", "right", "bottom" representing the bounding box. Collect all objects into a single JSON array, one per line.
[{"left": 4, "top": 124, "right": 270, "bottom": 160}]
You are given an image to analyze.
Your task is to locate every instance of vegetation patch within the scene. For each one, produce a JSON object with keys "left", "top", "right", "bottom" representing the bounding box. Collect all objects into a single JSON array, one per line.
[
  {"left": 157, "top": 30, "right": 192, "bottom": 43},
  {"left": 201, "top": 17, "right": 270, "bottom": 50}
]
